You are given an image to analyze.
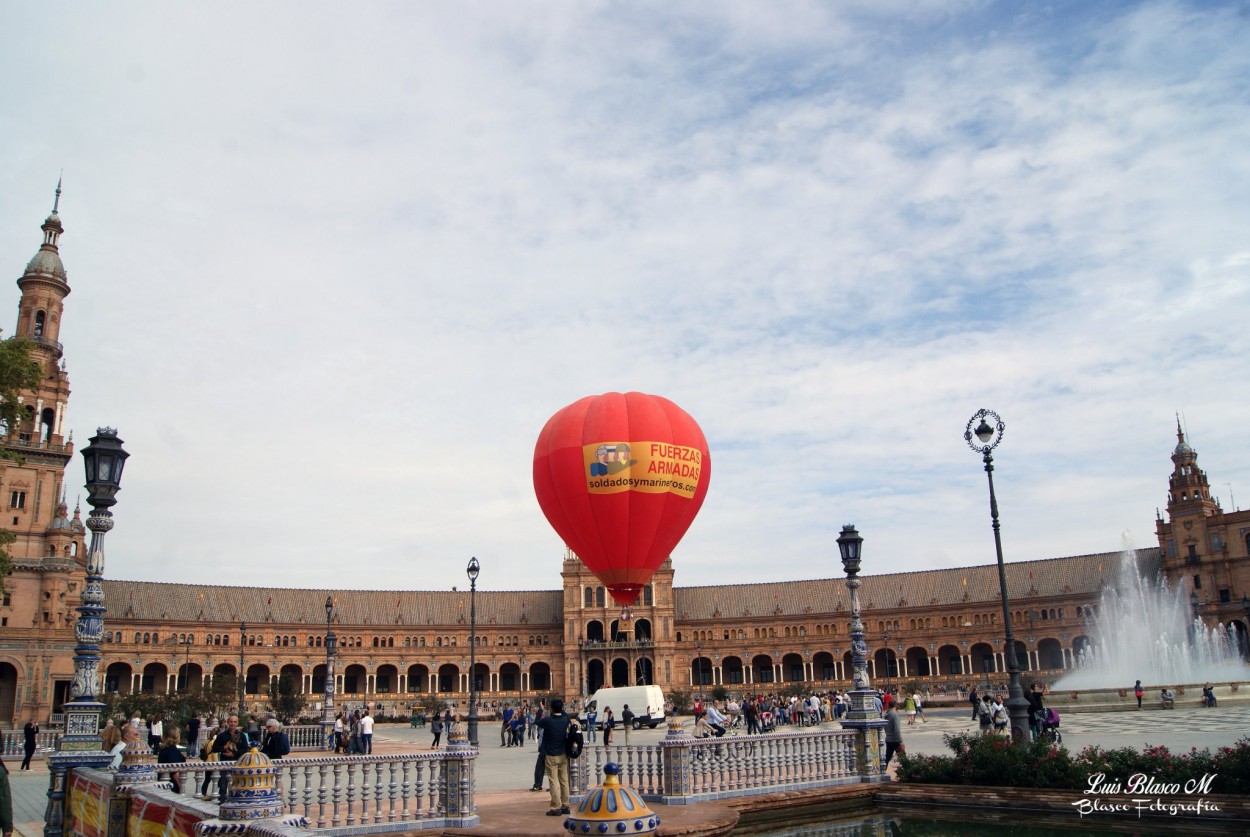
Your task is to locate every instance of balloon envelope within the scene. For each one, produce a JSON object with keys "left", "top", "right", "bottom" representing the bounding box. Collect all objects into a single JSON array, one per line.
[{"left": 533, "top": 392, "right": 711, "bottom": 607}]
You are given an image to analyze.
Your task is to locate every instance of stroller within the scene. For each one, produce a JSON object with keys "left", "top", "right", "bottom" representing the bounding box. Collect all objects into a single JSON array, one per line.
[{"left": 1039, "top": 708, "right": 1061, "bottom": 743}]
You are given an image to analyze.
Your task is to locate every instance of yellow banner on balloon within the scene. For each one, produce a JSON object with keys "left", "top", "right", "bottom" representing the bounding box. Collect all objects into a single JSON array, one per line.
[{"left": 582, "top": 440, "right": 703, "bottom": 498}]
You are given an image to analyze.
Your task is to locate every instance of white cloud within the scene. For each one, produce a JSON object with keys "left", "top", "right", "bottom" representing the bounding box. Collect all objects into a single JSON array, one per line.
[{"left": 1, "top": 1, "right": 1247, "bottom": 595}]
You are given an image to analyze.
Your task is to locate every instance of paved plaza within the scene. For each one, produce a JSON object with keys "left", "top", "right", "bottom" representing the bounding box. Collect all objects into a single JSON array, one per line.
[{"left": 8, "top": 706, "right": 1249, "bottom": 835}]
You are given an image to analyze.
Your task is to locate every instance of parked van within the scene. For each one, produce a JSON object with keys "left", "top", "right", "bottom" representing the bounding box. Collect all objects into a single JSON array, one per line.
[{"left": 582, "top": 685, "right": 666, "bottom": 730}]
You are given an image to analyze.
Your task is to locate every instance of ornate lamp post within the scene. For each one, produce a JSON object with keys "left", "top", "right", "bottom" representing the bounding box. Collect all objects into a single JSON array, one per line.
[
  {"left": 518, "top": 652, "right": 526, "bottom": 710},
  {"left": 837, "top": 523, "right": 886, "bottom": 776},
  {"left": 965, "top": 409, "right": 1030, "bottom": 741},
  {"left": 881, "top": 632, "right": 892, "bottom": 695},
  {"left": 323, "top": 596, "right": 337, "bottom": 749},
  {"left": 180, "top": 636, "right": 194, "bottom": 691},
  {"left": 239, "top": 621, "right": 247, "bottom": 716},
  {"left": 45, "top": 428, "right": 129, "bottom": 837},
  {"left": 694, "top": 642, "right": 703, "bottom": 698},
  {"left": 577, "top": 634, "right": 586, "bottom": 701},
  {"left": 466, "top": 556, "right": 480, "bottom": 746}
]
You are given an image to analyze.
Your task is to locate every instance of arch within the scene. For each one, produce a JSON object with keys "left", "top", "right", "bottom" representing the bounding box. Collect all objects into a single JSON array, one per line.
[
  {"left": 633, "top": 618, "right": 652, "bottom": 641},
  {"left": 584, "top": 587, "right": 594, "bottom": 608},
  {"left": 584, "top": 621, "right": 605, "bottom": 642},
  {"left": 178, "top": 662, "right": 204, "bottom": 692},
  {"left": 376, "top": 663, "right": 398, "bottom": 693},
  {"left": 105, "top": 661, "right": 133, "bottom": 694},
  {"left": 469, "top": 662, "right": 487, "bottom": 693},
  {"left": 812, "top": 651, "right": 835, "bottom": 681},
  {"left": 905, "top": 646, "right": 931, "bottom": 677},
  {"left": 279, "top": 663, "right": 303, "bottom": 693},
  {"left": 587, "top": 658, "right": 606, "bottom": 693},
  {"left": 500, "top": 662, "right": 521, "bottom": 692},
  {"left": 751, "top": 654, "right": 774, "bottom": 684},
  {"left": 782, "top": 653, "right": 804, "bottom": 682},
  {"left": 245, "top": 664, "right": 270, "bottom": 695},
  {"left": 595, "top": 587, "right": 605, "bottom": 608},
  {"left": 312, "top": 664, "right": 328, "bottom": 694},
  {"left": 937, "top": 644, "right": 962, "bottom": 676},
  {"left": 610, "top": 657, "right": 630, "bottom": 687},
  {"left": 635, "top": 656, "right": 653, "bottom": 685},
  {"left": 530, "top": 661, "right": 552, "bottom": 692},
  {"left": 1038, "top": 638, "right": 1065, "bottom": 670},
  {"left": 1013, "top": 640, "right": 1031, "bottom": 671},
  {"left": 407, "top": 663, "right": 430, "bottom": 692},
  {"left": 692, "top": 656, "right": 712, "bottom": 688},
  {"left": 343, "top": 664, "right": 367, "bottom": 695},
  {"left": 873, "top": 649, "right": 897, "bottom": 682},
  {"left": 34, "top": 310, "right": 46, "bottom": 337},
  {"left": 722, "top": 655, "right": 744, "bottom": 685},
  {"left": 39, "top": 407, "right": 54, "bottom": 443},
  {"left": 141, "top": 662, "right": 168, "bottom": 694},
  {"left": 970, "top": 642, "right": 996, "bottom": 676},
  {"left": 1073, "top": 635, "right": 1094, "bottom": 665},
  {"left": 436, "top": 663, "right": 459, "bottom": 693},
  {"left": 213, "top": 663, "right": 237, "bottom": 680},
  {"left": 0, "top": 661, "right": 18, "bottom": 725}
]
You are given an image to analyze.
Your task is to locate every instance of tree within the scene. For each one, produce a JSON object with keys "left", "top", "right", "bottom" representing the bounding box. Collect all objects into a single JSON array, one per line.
[
  {"left": 268, "top": 675, "right": 307, "bottom": 724},
  {"left": 0, "top": 336, "right": 41, "bottom": 592}
]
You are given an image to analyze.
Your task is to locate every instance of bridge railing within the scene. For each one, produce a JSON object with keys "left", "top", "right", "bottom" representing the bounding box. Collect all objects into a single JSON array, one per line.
[{"left": 2, "top": 729, "right": 61, "bottom": 758}]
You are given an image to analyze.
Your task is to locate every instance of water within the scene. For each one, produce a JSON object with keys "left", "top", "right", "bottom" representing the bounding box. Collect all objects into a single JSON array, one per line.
[
  {"left": 739, "top": 808, "right": 1213, "bottom": 836},
  {"left": 1054, "top": 534, "right": 1250, "bottom": 690}
]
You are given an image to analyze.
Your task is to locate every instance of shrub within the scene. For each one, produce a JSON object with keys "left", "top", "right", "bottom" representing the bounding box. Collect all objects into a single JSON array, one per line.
[{"left": 897, "top": 733, "right": 1250, "bottom": 795}]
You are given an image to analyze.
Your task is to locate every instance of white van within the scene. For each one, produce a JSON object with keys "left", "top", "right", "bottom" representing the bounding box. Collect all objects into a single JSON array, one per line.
[{"left": 582, "top": 685, "right": 666, "bottom": 730}]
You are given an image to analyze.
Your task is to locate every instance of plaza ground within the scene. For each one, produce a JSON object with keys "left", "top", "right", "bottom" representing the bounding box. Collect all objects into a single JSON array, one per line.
[{"left": 8, "top": 705, "right": 1248, "bottom": 836}]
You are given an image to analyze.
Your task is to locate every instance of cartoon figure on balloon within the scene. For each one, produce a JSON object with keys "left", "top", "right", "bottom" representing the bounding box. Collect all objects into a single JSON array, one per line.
[{"left": 589, "top": 443, "right": 636, "bottom": 477}]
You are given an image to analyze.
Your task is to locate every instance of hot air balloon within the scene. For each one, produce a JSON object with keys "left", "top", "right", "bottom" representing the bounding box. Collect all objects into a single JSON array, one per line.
[{"left": 533, "top": 392, "right": 711, "bottom": 607}]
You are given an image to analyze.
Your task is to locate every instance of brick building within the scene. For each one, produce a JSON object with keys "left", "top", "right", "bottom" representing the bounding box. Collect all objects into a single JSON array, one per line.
[{"left": 2, "top": 197, "right": 1249, "bottom": 727}]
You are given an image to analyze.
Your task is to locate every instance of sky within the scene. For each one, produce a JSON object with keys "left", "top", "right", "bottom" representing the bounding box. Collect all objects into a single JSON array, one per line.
[{"left": 1, "top": 1, "right": 1248, "bottom": 597}]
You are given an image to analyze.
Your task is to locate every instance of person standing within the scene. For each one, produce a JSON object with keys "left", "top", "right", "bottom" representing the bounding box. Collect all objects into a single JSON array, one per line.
[
  {"left": 187, "top": 715, "right": 201, "bottom": 756},
  {"left": 903, "top": 693, "right": 916, "bottom": 725},
  {"left": 430, "top": 714, "right": 443, "bottom": 749},
  {"left": 1027, "top": 683, "right": 1046, "bottom": 741},
  {"left": 212, "top": 716, "right": 248, "bottom": 803},
  {"left": 149, "top": 716, "right": 163, "bottom": 751},
  {"left": 333, "top": 713, "right": 345, "bottom": 753},
  {"left": 157, "top": 730, "right": 186, "bottom": 793},
  {"left": 601, "top": 707, "right": 614, "bottom": 747},
  {"left": 883, "top": 702, "right": 904, "bottom": 767},
  {"left": 621, "top": 705, "right": 634, "bottom": 745},
  {"left": 21, "top": 720, "right": 38, "bottom": 770},
  {"left": 535, "top": 698, "right": 572, "bottom": 816},
  {"left": 261, "top": 719, "right": 291, "bottom": 759},
  {"left": 501, "top": 704, "right": 513, "bottom": 747},
  {"left": 968, "top": 687, "right": 980, "bottom": 721},
  {"left": 585, "top": 706, "right": 598, "bottom": 744},
  {"left": 359, "top": 710, "right": 374, "bottom": 754},
  {"left": 1134, "top": 680, "right": 1144, "bottom": 709}
]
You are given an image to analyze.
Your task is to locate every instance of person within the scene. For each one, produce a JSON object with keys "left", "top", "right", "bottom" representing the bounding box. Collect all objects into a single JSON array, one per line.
[
  {"left": 703, "top": 701, "right": 727, "bottom": 737},
  {"left": 157, "top": 729, "right": 186, "bottom": 793},
  {"left": 969, "top": 687, "right": 980, "bottom": 721},
  {"left": 1202, "top": 683, "right": 1217, "bottom": 707},
  {"left": 502, "top": 704, "right": 514, "bottom": 747},
  {"left": 601, "top": 707, "right": 614, "bottom": 747},
  {"left": 977, "top": 694, "right": 993, "bottom": 732},
  {"left": 359, "top": 710, "right": 374, "bottom": 754},
  {"left": 212, "top": 716, "right": 248, "bottom": 803},
  {"left": 903, "top": 693, "right": 916, "bottom": 725},
  {"left": 261, "top": 719, "right": 290, "bottom": 759},
  {"left": 585, "top": 706, "right": 598, "bottom": 744},
  {"left": 187, "top": 715, "right": 201, "bottom": 755},
  {"left": 149, "top": 716, "right": 163, "bottom": 751},
  {"left": 102, "top": 724, "right": 126, "bottom": 770},
  {"left": 883, "top": 701, "right": 904, "bottom": 766},
  {"left": 430, "top": 713, "right": 443, "bottom": 748},
  {"left": 914, "top": 693, "right": 925, "bottom": 723},
  {"left": 621, "top": 705, "right": 634, "bottom": 745},
  {"left": 693, "top": 712, "right": 712, "bottom": 738},
  {"left": 745, "top": 699, "right": 761, "bottom": 735},
  {"left": 991, "top": 695, "right": 1008, "bottom": 734},
  {"left": 21, "top": 720, "right": 38, "bottom": 770},
  {"left": 1134, "top": 679, "right": 1144, "bottom": 709},
  {"left": 199, "top": 723, "right": 220, "bottom": 800},
  {"left": 333, "top": 712, "right": 345, "bottom": 753},
  {"left": 246, "top": 715, "right": 260, "bottom": 747},
  {"left": 1, "top": 754, "right": 13, "bottom": 837},
  {"left": 1027, "top": 683, "right": 1046, "bottom": 741},
  {"left": 535, "top": 698, "right": 573, "bottom": 816},
  {"left": 1160, "top": 687, "right": 1176, "bottom": 709}
]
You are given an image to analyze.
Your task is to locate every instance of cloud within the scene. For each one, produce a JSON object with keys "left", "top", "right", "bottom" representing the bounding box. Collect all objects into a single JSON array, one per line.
[{"left": 1, "top": 1, "right": 1247, "bottom": 594}]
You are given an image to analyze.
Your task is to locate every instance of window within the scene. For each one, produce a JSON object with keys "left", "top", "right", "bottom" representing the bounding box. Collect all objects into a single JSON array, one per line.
[
  {"left": 1219, "top": 589, "right": 1231, "bottom": 604},
  {"left": 9, "top": 491, "right": 25, "bottom": 509},
  {"left": 1194, "top": 574, "right": 1202, "bottom": 590}
]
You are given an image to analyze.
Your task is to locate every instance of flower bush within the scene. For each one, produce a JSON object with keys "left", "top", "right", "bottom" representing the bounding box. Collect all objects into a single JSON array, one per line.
[{"left": 896, "top": 733, "right": 1250, "bottom": 795}]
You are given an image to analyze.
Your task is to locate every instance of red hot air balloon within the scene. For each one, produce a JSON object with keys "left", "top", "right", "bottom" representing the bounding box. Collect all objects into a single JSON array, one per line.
[{"left": 533, "top": 392, "right": 711, "bottom": 608}]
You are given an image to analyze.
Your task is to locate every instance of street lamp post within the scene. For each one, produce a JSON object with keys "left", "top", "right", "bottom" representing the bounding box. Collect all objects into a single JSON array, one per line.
[
  {"left": 45, "top": 429, "right": 129, "bottom": 837},
  {"left": 577, "top": 634, "right": 586, "bottom": 701},
  {"left": 694, "top": 643, "right": 703, "bottom": 699},
  {"left": 881, "top": 632, "right": 892, "bottom": 695},
  {"left": 965, "top": 409, "right": 1031, "bottom": 741},
  {"left": 466, "top": 557, "right": 480, "bottom": 746},
  {"left": 518, "top": 653, "right": 526, "bottom": 710},
  {"left": 180, "top": 636, "right": 193, "bottom": 691},
  {"left": 239, "top": 621, "right": 247, "bottom": 717},
  {"left": 837, "top": 524, "right": 887, "bottom": 747},
  {"left": 323, "top": 596, "right": 337, "bottom": 749}
]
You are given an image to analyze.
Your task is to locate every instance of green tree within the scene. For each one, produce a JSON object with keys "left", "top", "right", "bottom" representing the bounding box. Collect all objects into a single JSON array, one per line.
[
  {"left": 268, "top": 675, "right": 307, "bottom": 724},
  {"left": 0, "top": 335, "right": 41, "bottom": 592}
]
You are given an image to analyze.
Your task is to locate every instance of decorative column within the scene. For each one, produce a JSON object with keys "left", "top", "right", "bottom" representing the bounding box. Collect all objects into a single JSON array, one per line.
[
  {"left": 322, "top": 595, "right": 337, "bottom": 749},
  {"left": 836, "top": 525, "right": 887, "bottom": 782},
  {"left": 45, "top": 428, "right": 130, "bottom": 837}
]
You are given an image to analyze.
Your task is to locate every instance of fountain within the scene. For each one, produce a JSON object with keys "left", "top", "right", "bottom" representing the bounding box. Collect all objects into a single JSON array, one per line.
[{"left": 1054, "top": 534, "right": 1250, "bottom": 692}]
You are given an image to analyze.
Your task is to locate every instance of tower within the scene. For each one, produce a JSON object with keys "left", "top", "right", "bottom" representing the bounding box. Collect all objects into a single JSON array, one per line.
[{"left": 0, "top": 182, "right": 86, "bottom": 728}]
